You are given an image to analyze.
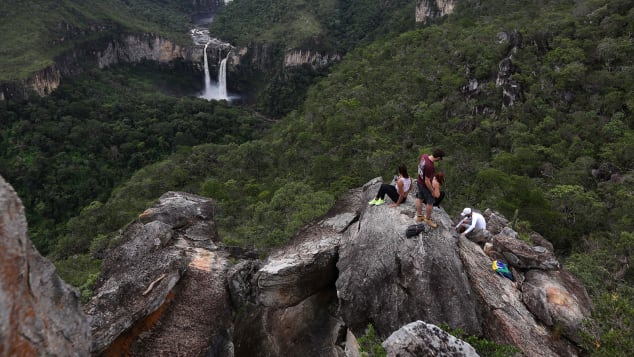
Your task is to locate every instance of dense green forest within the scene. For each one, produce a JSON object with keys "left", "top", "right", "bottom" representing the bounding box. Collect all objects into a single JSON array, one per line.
[
  {"left": 1, "top": 0, "right": 633, "bottom": 355},
  {"left": 0, "top": 62, "right": 270, "bottom": 255}
]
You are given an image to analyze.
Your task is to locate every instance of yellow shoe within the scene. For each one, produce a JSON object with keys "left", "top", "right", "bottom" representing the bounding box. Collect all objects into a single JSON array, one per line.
[
  {"left": 424, "top": 217, "right": 438, "bottom": 228},
  {"left": 416, "top": 215, "right": 424, "bottom": 223}
]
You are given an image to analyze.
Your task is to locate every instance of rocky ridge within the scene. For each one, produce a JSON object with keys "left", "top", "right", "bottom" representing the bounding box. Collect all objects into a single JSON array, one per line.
[{"left": 0, "top": 174, "right": 593, "bottom": 356}]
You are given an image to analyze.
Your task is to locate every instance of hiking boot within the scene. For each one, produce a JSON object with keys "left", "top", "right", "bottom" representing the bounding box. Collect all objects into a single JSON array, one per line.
[
  {"left": 374, "top": 198, "right": 385, "bottom": 206},
  {"left": 368, "top": 198, "right": 378, "bottom": 205},
  {"left": 416, "top": 215, "right": 424, "bottom": 223},
  {"left": 423, "top": 217, "right": 438, "bottom": 228}
]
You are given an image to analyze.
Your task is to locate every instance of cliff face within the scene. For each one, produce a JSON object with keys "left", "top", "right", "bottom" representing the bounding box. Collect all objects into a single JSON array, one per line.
[
  {"left": 0, "top": 175, "right": 593, "bottom": 356},
  {"left": 0, "top": 175, "right": 90, "bottom": 356},
  {"left": 0, "top": 33, "right": 203, "bottom": 101},
  {"left": 416, "top": 0, "right": 456, "bottom": 23},
  {"left": 97, "top": 34, "right": 201, "bottom": 69},
  {"left": 284, "top": 49, "right": 341, "bottom": 69}
]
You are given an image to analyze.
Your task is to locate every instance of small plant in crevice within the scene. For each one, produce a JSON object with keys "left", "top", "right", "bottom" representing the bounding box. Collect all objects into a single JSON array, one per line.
[{"left": 357, "top": 324, "right": 387, "bottom": 357}]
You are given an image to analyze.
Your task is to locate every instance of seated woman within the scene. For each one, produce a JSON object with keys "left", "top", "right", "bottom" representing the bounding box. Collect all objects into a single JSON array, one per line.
[{"left": 369, "top": 165, "right": 413, "bottom": 207}]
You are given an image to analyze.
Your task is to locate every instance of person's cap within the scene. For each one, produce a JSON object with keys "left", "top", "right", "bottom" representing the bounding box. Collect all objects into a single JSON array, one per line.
[{"left": 461, "top": 207, "right": 472, "bottom": 216}]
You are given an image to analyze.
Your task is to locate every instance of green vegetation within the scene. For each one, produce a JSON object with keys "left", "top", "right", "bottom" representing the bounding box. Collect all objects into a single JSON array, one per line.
[
  {"left": 357, "top": 324, "right": 386, "bottom": 357},
  {"left": 209, "top": 0, "right": 416, "bottom": 50},
  {"left": 0, "top": 0, "right": 633, "bottom": 355},
  {"left": 440, "top": 324, "right": 520, "bottom": 357},
  {"left": 209, "top": 0, "right": 417, "bottom": 118},
  {"left": 0, "top": 61, "right": 270, "bottom": 256},
  {"left": 0, "top": 0, "right": 193, "bottom": 80}
]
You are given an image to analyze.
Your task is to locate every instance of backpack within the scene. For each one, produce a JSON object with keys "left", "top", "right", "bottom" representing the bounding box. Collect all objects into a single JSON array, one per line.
[{"left": 405, "top": 223, "right": 430, "bottom": 238}]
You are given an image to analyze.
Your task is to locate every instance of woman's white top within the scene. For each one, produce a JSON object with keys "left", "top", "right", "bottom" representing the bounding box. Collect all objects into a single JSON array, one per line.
[{"left": 401, "top": 177, "right": 412, "bottom": 193}]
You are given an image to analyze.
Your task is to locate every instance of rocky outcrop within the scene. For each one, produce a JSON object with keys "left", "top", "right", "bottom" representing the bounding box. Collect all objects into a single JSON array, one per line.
[
  {"left": 496, "top": 30, "right": 523, "bottom": 106},
  {"left": 383, "top": 321, "right": 479, "bottom": 356},
  {"left": 229, "top": 188, "right": 361, "bottom": 356},
  {"left": 460, "top": 222, "right": 591, "bottom": 356},
  {"left": 491, "top": 229, "right": 561, "bottom": 270},
  {"left": 85, "top": 191, "right": 233, "bottom": 355},
  {"left": 416, "top": 0, "right": 456, "bottom": 24},
  {"left": 1, "top": 176, "right": 593, "bottom": 356},
  {"left": 284, "top": 49, "right": 341, "bottom": 68},
  {"left": 0, "top": 175, "right": 90, "bottom": 356},
  {"left": 336, "top": 178, "right": 482, "bottom": 338},
  {"left": 522, "top": 269, "right": 593, "bottom": 345}
]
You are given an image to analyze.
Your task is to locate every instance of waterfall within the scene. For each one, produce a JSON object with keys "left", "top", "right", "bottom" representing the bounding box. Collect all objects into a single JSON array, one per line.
[
  {"left": 218, "top": 53, "right": 229, "bottom": 99},
  {"left": 201, "top": 42, "right": 213, "bottom": 99},
  {"left": 200, "top": 43, "right": 230, "bottom": 101}
]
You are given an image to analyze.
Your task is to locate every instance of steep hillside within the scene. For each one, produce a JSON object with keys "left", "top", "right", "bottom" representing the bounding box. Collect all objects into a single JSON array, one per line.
[
  {"left": 207, "top": 0, "right": 417, "bottom": 117},
  {"left": 209, "top": 0, "right": 417, "bottom": 50},
  {"left": 0, "top": 0, "right": 194, "bottom": 80}
]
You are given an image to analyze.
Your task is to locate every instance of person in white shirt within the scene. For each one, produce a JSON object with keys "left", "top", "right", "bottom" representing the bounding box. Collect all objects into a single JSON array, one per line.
[{"left": 455, "top": 207, "right": 489, "bottom": 242}]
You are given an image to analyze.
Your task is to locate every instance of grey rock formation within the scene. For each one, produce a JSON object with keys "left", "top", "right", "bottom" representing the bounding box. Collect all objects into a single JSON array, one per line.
[
  {"left": 460, "top": 236, "right": 582, "bottom": 356},
  {"left": 482, "top": 209, "right": 510, "bottom": 236},
  {"left": 0, "top": 175, "right": 90, "bottom": 356},
  {"left": 383, "top": 321, "right": 479, "bottom": 357},
  {"left": 85, "top": 191, "right": 233, "bottom": 355},
  {"left": 496, "top": 30, "right": 523, "bottom": 106},
  {"left": 491, "top": 230, "right": 561, "bottom": 270},
  {"left": 2, "top": 174, "right": 592, "bottom": 356},
  {"left": 97, "top": 34, "right": 201, "bottom": 70},
  {"left": 230, "top": 188, "right": 362, "bottom": 357},
  {"left": 522, "top": 269, "right": 593, "bottom": 345},
  {"left": 336, "top": 178, "right": 482, "bottom": 338},
  {"left": 416, "top": 0, "right": 456, "bottom": 24},
  {"left": 284, "top": 49, "right": 341, "bottom": 68}
]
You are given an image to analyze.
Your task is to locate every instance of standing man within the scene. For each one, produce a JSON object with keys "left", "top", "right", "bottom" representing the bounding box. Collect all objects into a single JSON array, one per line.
[
  {"left": 455, "top": 207, "right": 489, "bottom": 242},
  {"left": 416, "top": 148, "right": 445, "bottom": 228}
]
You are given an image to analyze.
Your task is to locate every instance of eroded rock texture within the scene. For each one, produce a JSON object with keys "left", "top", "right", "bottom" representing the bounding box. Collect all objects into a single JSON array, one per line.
[{"left": 0, "top": 175, "right": 90, "bottom": 356}]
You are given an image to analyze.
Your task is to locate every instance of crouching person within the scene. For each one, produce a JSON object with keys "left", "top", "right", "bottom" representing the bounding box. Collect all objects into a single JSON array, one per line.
[{"left": 455, "top": 207, "right": 490, "bottom": 243}]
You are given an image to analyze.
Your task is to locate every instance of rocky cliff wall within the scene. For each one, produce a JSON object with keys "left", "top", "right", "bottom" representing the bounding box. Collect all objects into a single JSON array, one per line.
[
  {"left": 0, "top": 174, "right": 91, "bottom": 356},
  {"left": 416, "top": 0, "right": 456, "bottom": 23},
  {"left": 284, "top": 49, "right": 341, "bottom": 69},
  {"left": 0, "top": 33, "right": 204, "bottom": 101}
]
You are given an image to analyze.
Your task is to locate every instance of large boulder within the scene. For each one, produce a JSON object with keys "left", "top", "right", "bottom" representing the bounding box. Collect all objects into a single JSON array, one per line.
[
  {"left": 86, "top": 191, "right": 233, "bottom": 355},
  {"left": 230, "top": 188, "right": 362, "bottom": 357},
  {"left": 492, "top": 229, "right": 560, "bottom": 270},
  {"left": 336, "top": 178, "right": 482, "bottom": 339},
  {"left": 459, "top": 236, "right": 580, "bottom": 356},
  {"left": 0, "top": 175, "right": 91, "bottom": 356},
  {"left": 522, "top": 269, "right": 593, "bottom": 344},
  {"left": 383, "top": 321, "right": 479, "bottom": 357}
]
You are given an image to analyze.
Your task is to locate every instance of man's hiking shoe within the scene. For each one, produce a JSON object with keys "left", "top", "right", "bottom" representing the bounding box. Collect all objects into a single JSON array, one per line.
[
  {"left": 423, "top": 217, "right": 438, "bottom": 228},
  {"left": 374, "top": 198, "right": 385, "bottom": 205},
  {"left": 368, "top": 198, "right": 379, "bottom": 205},
  {"left": 416, "top": 215, "right": 425, "bottom": 223}
]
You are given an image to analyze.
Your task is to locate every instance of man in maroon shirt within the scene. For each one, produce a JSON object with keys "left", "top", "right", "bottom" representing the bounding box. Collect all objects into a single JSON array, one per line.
[{"left": 415, "top": 148, "right": 445, "bottom": 228}]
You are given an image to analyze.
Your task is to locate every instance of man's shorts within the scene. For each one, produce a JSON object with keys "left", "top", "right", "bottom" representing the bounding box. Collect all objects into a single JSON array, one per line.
[{"left": 416, "top": 181, "right": 435, "bottom": 205}]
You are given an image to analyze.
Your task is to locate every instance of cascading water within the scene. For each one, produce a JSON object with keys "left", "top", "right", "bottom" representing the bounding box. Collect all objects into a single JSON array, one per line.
[
  {"left": 200, "top": 43, "right": 231, "bottom": 101},
  {"left": 218, "top": 53, "right": 229, "bottom": 99},
  {"left": 191, "top": 14, "right": 237, "bottom": 101},
  {"left": 202, "top": 42, "right": 213, "bottom": 99}
]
